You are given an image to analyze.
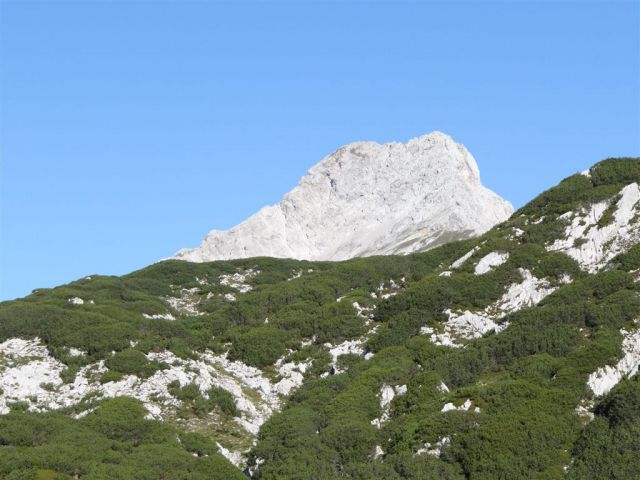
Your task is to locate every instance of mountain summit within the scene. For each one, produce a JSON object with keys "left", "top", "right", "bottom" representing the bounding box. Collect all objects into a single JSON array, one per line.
[{"left": 174, "top": 132, "right": 513, "bottom": 262}]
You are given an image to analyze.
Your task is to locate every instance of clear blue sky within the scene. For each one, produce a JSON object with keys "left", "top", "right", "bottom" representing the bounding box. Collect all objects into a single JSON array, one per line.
[{"left": 1, "top": 1, "right": 638, "bottom": 300}]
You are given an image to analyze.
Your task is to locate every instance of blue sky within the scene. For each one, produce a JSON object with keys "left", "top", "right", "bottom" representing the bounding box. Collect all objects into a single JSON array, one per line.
[{"left": 1, "top": 1, "right": 638, "bottom": 300}]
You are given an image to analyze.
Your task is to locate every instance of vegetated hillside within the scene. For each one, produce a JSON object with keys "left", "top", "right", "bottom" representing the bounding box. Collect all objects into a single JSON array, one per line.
[{"left": 0, "top": 157, "right": 639, "bottom": 479}]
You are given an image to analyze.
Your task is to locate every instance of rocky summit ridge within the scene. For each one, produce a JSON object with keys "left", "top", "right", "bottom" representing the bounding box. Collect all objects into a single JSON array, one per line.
[{"left": 174, "top": 132, "right": 513, "bottom": 262}]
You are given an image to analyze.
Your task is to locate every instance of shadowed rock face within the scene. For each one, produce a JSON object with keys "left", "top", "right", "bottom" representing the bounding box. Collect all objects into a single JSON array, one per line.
[{"left": 174, "top": 131, "right": 514, "bottom": 262}]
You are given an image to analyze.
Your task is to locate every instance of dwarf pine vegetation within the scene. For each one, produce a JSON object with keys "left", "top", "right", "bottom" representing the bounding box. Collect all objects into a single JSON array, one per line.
[{"left": 0, "top": 158, "right": 639, "bottom": 479}]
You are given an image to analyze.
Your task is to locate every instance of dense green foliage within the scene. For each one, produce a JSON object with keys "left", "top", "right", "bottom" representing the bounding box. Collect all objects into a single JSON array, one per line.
[
  {"left": 167, "top": 381, "right": 239, "bottom": 418},
  {"left": 0, "top": 247, "right": 474, "bottom": 370},
  {"left": 1, "top": 158, "right": 639, "bottom": 479},
  {"left": 0, "top": 398, "right": 245, "bottom": 480},
  {"left": 567, "top": 375, "right": 640, "bottom": 480}
]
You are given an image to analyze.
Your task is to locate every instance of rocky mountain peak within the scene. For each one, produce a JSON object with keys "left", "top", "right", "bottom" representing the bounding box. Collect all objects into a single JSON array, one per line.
[{"left": 174, "top": 132, "right": 513, "bottom": 262}]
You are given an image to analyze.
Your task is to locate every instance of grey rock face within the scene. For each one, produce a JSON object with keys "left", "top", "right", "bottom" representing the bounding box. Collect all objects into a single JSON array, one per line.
[{"left": 175, "top": 132, "right": 513, "bottom": 262}]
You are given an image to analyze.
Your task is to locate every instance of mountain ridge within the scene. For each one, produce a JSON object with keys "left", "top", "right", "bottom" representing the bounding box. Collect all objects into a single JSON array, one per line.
[{"left": 174, "top": 132, "right": 513, "bottom": 262}]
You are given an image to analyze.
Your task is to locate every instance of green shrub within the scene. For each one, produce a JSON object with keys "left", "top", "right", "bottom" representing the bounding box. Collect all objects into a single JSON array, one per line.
[
  {"left": 207, "top": 386, "right": 239, "bottom": 417},
  {"left": 168, "top": 382, "right": 239, "bottom": 418},
  {"left": 610, "top": 244, "right": 640, "bottom": 271},
  {"left": 104, "top": 349, "right": 159, "bottom": 378},
  {"left": 590, "top": 157, "right": 640, "bottom": 186},
  {"left": 227, "top": 325, "right": 295, "bottom": 368}
]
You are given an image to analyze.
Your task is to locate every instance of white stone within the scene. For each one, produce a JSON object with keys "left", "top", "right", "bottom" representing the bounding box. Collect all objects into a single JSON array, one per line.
[
  {"left": 474, "top": 251, "right": 509, "bottom": 275},
  {"left": 490, "top": 268, "right": 556, "bottom": 314},
  {"left": 352, "top": 301, "right": 375, "bottom": 320},
  {"left": 0, "top": 338, "right": 310, "bottom": 443},
  {"left": 416, "top": 436, "right": 450, "bottom": 457},
  {"left": 174, "top": 132, "right": 512, "bottom": 262},
  {"left": 371, "top": 383, "right": 407, "bottom": 428},
  {"left": 67, "top": 347, "right": 86, "bottom": 357},
  {"left": 164, "top": 287, "right": 204, "bottom": 316},
  {"left": 142, "top": 312, "right": 176, "bottom": 321},
  {"left": 575, "top": 401, "right": 595, "bottom": 421},
  {"left": 424, "top": 269, "right": 556, "bottom": 347},
  {"left": 373, "top": 445, "right": 384, "bottom": 459},
  {"left": 219, "top": 269, "right": 259, "bottom": 293},
  {"left": 273, "top": 356, "right": 311, "bottom": 396},
  {"left": 450, "top": 246, "right": 481, "bottom": 269},
  {"left": 587, "top": 328, "right": 640, "bottom": 396},
  {"left": 548, "top": 183, "right": 640, "bottom": 272},
  {"left": 437, "top": 382, "right": 450, "bottom": 393},
  {"left": 288, "top": 270, "right": 303, "bottom": 281},
  {"left": 325, "top": 340, "right": 365, "bottom": 374},
  {"left": 441, "top": 399, "right": 473, "bottom": 413},
  {"left": 67, "top": 297, "right": 84, "bottom": 305},
  {"left": 216, "top": 442, "right": 243, "bottom": 467}
]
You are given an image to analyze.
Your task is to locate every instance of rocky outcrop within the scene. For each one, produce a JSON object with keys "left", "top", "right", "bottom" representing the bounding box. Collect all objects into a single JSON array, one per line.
[{"left": 174, "top": 132, "right": 513, "bottom": 262}]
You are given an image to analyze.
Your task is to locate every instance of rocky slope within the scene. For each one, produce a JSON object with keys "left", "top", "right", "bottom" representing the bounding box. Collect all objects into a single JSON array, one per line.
[
  {"left": 174, "top": 132, "right": 513, "bottom": 262},
  {"left": 1, "top": 158, "right": 640, "bottom": 480}
]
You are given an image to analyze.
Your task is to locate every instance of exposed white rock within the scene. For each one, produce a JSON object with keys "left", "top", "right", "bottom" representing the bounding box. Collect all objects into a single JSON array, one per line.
[
  {"left": 474, "top": 251, "right": 509, "bottom": 275},
  {"left": 424, "top": 310, "right": 505, "bottom": 347},
  {"left": 437, "top": 382, "right": 450, "bottom": 393},
  {"left": 0, "top": 338, "right": 310, "bottom": 445},
  {"left": 415, "top": 436, "right": 450, "bottom": 457},
  {"left": 559, "top": 274, "right": 572, "bottom": 284},
  {"left": 441, "top": 399, "right": 473, "bottom": 413},
  {"left": 420, "top": 325, "right": 462, "bottom": 348},
  {"left": 352, "top": 301, "right": 376, "bottom": 325},
  {"left": 174, "top": 132, "right": 512, "bottom": 262},
  {"left": 287, "top": 270, "right": 303, "bottom": 281},
  {"left": 422, "top": 268, "right": 556, "bottom": 347},
  {"left": 142, "top": 312, "right": 176, "bottom": 321},
  {"left": 224, "top": 293, "right": 237, "bottom": 302},
  {"left": 372, "top": 278, "right": 404, "bottom": 300},
  {"left": 273, "top": 356, "right": 311, "bottom": 396},
  {"left": 217, "top": 442, "right": 243, "bottom": 467},
  {"left": 245, "top": 458, "right": 265, "bottom": 478},
  {"left": 322, "top": 320, "right": 381, "bottom": 375},
  {"left": 164, "top": 287, "right": 204, "bottom": 316},
  {"left": 67, "top": 297, "right": 84, "bottom": 305},
  {"left": 451, "top": 246, "right": 481, "bottom": 269},
  {"left": 219, "top": 269, "right": 259, "bottom": 293},
  {"left": 490, "top": 268, "right": 557, "bottom": 314},
  {"left": 373, "top": 445, "right": 384, "bottom": 459},
  {"left": 575, "top": 400, "right": 595, "bottom": 421},
  {"left": 0, "top": 338, "right": 65, "bottom": 414},
  {"left": 325, "top": 339, "right": 365, "bottom": 375},
  {"left": 300, "top": 337, "right": 315, "bottom": 348},
  {"left": 371, "top": 384, "right": 407, "bottom": 428},
  {"left": 587, "top": 328, "right": 640, "bottom": 396},
  {"left": 549, "top": 183, "right": 640, "bottom": 272},
  {"left": 380, "top": 385, "right": 396, "bottom": 409},
  {"left": 67, "top": 347, "right": 85, "bottom": 357}
]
